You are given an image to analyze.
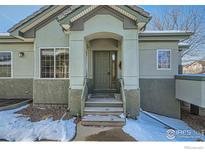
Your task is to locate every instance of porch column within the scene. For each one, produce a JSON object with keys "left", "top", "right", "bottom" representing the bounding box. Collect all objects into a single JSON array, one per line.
[
  {"left": 122, "top": 34, "right": 139, "bottom": 89},
  {"left": 122, "top": 32, "right": 140, "bottom": 118},
  {"left": 69, "top": 35, "right": 86, "bottom": 115}
]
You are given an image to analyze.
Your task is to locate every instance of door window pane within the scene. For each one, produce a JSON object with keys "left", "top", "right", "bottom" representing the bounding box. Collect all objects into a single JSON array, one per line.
[{"left": 111, "top": 52, "right": 117, "bottom": 80}]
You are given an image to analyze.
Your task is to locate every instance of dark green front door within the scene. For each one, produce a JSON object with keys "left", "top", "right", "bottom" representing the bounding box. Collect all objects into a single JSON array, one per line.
[{"left": 93, "top": 51, "right": 117, "bottom": 90}]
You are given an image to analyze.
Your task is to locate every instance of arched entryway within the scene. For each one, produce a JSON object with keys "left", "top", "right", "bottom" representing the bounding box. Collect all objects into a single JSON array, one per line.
[{"left": 85, "top": 32, "right": 122, "bottom": 92}]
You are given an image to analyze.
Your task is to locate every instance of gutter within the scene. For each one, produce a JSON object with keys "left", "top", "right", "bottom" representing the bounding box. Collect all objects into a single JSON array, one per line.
[{"left": 139, "top": 31, "right": 193, "bottom": 37}]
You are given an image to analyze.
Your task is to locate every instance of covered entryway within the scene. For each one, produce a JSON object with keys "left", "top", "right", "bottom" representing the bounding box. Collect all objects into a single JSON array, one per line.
[
  {"left": 80, "top": 32, "right": 125, "bottom": 126},
  {"left": 67, "top": 8, "right": 142, "bottom": 122},
  {"left": 93, "top": 51, "right": 117, "bottom": 90}
]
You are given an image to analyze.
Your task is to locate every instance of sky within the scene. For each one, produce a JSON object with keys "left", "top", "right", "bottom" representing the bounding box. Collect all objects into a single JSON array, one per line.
[
  {"left": 0, "top": 5, "right": 204, "bottom": 32},
  {"left": 0, "top": 5, "right": 205, "bottom": 62},
  {"left": 0, "top": 5, "right": 42, "bottom": 32}
]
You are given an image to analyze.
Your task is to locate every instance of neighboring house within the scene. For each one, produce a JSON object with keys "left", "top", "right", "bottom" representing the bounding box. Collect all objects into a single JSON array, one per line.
[
  {"left": 183, "top": 60, "right": 205, "bottom": 74},
  {"left": 0, "top": 5, "right": 192, "bottom": 125}
]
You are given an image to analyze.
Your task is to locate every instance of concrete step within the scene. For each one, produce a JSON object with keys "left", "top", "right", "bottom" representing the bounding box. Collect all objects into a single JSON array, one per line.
[
  {"left": 93, "top": 89, "right": 118, "bottom": 94},
  {"left": 89, "top": 93, "right": 115, "bottom": 98},
  {"left": 81, "top": 115, "right": 125, "bottom": 126},
  {"left": 86, "top": 102, "right": 123, "bottom": 107},
  {"left": 85, "top": 98, "right": 123, "bottom": 107},
  {"left": 84, "top": 107, "right": 123, "bottom": 115}
]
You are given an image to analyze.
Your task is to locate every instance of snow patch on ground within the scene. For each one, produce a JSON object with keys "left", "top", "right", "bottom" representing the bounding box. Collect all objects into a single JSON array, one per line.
[
  {"left": 0, "top": 105, "right": 76, "bottom": 141},
  {"left": 123, "top": 112, "right": 205, "bottom": 141}
]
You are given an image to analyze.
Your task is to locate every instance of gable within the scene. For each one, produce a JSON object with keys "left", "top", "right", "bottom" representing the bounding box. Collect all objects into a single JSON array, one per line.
[
  {"left": 8, "top": 5, "right": 151, "bottom": 38},
  {"left": 58, "top": 5, "right": 151, "bottom": 32},
  {"left": 9, "top": 5, "right": 70, "bottom": 38},
  {"left": 62, "top": 6, "right": 138, "bottom": 31},
  {"left": 35, "top": 19, "right": 68, "bottom": 47}
]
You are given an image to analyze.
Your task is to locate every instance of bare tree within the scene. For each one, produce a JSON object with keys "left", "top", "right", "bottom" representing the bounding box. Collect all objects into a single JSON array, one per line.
[{"left": 147, "top": 6, "right": 205, "bottom": 57}]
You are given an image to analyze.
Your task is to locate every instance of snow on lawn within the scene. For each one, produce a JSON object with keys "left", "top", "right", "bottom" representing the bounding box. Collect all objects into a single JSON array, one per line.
[
  {"left": 123, "top": 111, "right": 205, "bottom": 141},
  {"left": 0, "top": 105, "right": 76, "bottom": 141}
]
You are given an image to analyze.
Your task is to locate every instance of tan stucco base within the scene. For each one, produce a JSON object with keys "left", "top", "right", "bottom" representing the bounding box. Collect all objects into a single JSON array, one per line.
[
  {"left": 125, "top": 89, "right": 140, "bottom": 119},
  {"left": 69, "top": 89, "right": 82, "bottom": 116}
]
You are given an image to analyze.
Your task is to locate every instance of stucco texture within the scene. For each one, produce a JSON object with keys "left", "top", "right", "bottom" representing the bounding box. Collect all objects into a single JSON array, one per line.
[
  {"left": 140, "top": 78, "right": 180, "bottom": 119},
  {"left": 0, "top": 79, "right": 33, "bottom": 99},
  {"left": 139, "top": 41, "right": 180, "bottom": 79},
  {"left": 33, "top": 79, "right": 69, "bottom": 105},
  {"left": 125, "top": 89, "right": 140, "bottom": 119},
  {"left": 69, "top": 89, "right": 82, "bottom": 115},
  {"left": 0, "top": 43, "right": 34, "bottom": 78},
  {"left": 34, "top": 19, "right": 69, "bottom": 78}
]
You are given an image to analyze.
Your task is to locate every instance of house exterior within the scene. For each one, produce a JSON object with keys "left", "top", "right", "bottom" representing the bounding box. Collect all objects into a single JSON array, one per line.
[
  {"left": 0, "top": 5, "right": 192, "bottom": 122},
  {"left": 183, "top": 60, "right": 205, "bottom": 74}
]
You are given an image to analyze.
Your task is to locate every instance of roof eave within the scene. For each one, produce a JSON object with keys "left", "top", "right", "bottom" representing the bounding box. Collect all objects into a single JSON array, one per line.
[
  {"left": 126, "top": 5, "right": 151, "bottom": 18},
  {"left": 139, "top": 31, "right": 193, "bottom": 37},
  {"left": 7, "top": 5, "right": 52, "bottom": 33}
]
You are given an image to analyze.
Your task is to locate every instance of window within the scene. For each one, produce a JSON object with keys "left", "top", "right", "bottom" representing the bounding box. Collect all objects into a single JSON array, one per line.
[
  {"left": 0, "top": 51, "right": 12, "bottom": 77},
  {"left": 40, "top": 48, "right": 69, "bottom": 78},
  {"left": 157, "top": 49, "right": 171, "bottom": 70}
]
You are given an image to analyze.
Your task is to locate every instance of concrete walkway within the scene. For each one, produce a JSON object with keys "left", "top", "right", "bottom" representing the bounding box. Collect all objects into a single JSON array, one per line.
[{"left": 74, "top": 122, "right": 136, "bottom": 141}]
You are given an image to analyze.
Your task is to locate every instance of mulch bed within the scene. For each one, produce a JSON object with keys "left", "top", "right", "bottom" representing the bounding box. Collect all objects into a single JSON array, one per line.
[
  {"left": 16, "top": 104, "right": 79, "bottom": 123},
  {"left": 181, "top": 107, "right": 205, "bottom": 134}
]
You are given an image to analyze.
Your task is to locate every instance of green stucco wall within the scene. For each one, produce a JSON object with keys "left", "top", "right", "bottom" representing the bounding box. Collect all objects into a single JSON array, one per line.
[
  {"left": 34, "top": 19, "right": 69, "bottom": 78},
  {"left": 0, "top": 79, "right": 33, "bottom": 99},
  {"left": 140, "top": 78, "right": 180, "bottom": 119},
  {"left": 69, "top": 89, "right": 82, "bottom": 115},
  {"left": 139, "top": 41, "right": 179, "bottom": 78},
  {"left": 125, "top": 89, "right": 140, "bottom": 119},
  {"left": 33, "top": 79, "right": 69, "bottom": 105},
  {"left": 0, "top": 43, "right": 34, "bottom": 78}
]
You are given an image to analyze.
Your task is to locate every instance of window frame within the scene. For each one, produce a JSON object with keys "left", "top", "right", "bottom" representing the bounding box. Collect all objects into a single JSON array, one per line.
[
  {"left": 39, "top": 47, "right": 70, "bottom": 79},
  {"left": 0, "top": 51, "right": 13, "bottom": 78},
  {"left": 156, "top": 49, "right": 172, "bottom": 71}
]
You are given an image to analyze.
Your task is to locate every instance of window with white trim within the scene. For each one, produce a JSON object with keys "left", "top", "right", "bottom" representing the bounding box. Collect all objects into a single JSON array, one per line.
[
  {"left": 157, "top": 49, "right": 171, "bottom": 70},
  {"left": 0, "top": 51, "right": 12, "bottom": 77},
  {"left": 40, "top": 48, "right": 69, "bottom": 78}
]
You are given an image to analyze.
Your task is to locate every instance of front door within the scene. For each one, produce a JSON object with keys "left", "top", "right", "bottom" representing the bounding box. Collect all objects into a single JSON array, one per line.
[{"left": 93, "top": 51, "right": 117, "bottom": 90}]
